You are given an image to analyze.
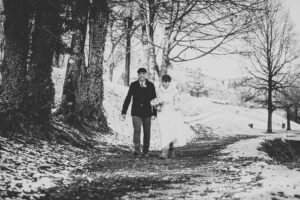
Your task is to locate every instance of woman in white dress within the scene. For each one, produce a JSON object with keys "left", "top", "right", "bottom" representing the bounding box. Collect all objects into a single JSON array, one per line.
[{"left": 156, "top": 75, "right": 195, "bottom": 159}]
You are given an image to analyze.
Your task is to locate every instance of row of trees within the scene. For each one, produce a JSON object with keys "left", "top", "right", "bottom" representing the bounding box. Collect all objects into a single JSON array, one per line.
[
  {"left": 105, "top": 0, "right": 262, "bottom": 83},
  {"left": 0, "top": 0, "right": 264, "bottom": 136},
  {"left": 1, "top": 0, "right": 297, "bottom": 136}
]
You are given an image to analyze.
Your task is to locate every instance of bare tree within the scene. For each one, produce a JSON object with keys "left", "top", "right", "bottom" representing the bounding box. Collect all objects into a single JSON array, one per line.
[
  {"left": 105, "top": 11, "right": 124, "bottom": 82},
  {"left": 274, "top": 85, "right": 300, "bottom": 131},
  {"left": 291, "top": 79, "right": 300, "bottom": 123},
  {"left": 105, "top": 1, "right": 141, "bottom": 84},
  {"left": 241, "top": 0, "right": 299, "bottom": 133},
  {"left": 123, "top": 10, "right": 133, "bottom": 86},
  {"left": 133, "top": 0, "right": 261, "bottom": 80}
]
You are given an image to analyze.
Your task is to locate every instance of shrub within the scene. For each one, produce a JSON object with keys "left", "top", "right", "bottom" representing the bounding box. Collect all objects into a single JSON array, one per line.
[{"left": 257, "top": 138, "right": 298, "bottom": 163}]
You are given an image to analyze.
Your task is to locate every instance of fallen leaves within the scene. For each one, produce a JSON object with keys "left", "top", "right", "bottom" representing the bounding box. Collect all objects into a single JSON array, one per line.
[{"left": 0, "top": 136, "right": 88, "bottom": 199}]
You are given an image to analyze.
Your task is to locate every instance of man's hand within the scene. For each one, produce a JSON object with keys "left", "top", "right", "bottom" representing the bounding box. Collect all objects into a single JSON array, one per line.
[
  {"left": 121, "top": 114, "right": 126, "bottom": 120},
  {"left": 151, "top": 116, "right": 156, "bottom": 120}
]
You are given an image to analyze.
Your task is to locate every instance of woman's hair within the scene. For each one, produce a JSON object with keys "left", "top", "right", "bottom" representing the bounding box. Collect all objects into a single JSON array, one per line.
[{"left": 162, "top": 74, "right": 172, "bottom": 82}]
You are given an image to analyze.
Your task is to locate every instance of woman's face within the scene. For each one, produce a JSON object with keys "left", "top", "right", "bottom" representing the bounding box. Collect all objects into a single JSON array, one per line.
[{"left": 162, "top": 81, "right": 170, "bottom": 89}]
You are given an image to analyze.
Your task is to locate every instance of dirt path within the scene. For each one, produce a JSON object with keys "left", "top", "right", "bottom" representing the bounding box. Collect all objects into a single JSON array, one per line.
[{"left": 41, "top": 135, "right": 264, "bottom": 200}]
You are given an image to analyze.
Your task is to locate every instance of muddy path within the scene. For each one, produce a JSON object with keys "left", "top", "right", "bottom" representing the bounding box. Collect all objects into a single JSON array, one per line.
[{"left": 42, "top": 135, "right": 261, "bottom": 200}]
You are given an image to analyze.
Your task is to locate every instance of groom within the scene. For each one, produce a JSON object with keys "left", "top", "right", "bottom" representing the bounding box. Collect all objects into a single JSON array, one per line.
[{"left": 121, "top": 68, "right": 157, "bottom": 158}]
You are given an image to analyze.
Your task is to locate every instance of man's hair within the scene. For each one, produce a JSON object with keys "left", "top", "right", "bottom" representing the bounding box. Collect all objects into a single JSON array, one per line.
[
  {"left": 162, "top": 74, "right": 172, "bottom": 82},
  {"left": 137, "top": 68, "right": 147, "bottom": 74}
]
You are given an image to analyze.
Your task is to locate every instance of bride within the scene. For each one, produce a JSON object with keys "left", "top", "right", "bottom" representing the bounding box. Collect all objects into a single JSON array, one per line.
[{"left": 155, "top": 74, "right": 195, "bottom": 159}]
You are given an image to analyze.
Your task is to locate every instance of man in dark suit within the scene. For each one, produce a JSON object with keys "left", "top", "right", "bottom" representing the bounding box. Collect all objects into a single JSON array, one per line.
[{"left": 121, "top": 68, "right": 157, "bottom": 158}]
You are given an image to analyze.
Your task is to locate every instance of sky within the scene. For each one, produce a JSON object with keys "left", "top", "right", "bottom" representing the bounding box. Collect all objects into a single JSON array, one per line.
[{"left": 178, "top": 0, "right": 300, "bottom": 80}]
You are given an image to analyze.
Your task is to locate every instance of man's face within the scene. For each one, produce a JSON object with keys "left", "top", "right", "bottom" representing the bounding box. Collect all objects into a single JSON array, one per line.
[{"left": 138, "top": 72, "right": 147, "bottom": 81}]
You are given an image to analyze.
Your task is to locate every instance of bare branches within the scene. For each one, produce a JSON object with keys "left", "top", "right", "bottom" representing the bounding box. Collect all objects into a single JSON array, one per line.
[
  {"left": 242, "top": 0, "right": 299, "bottom": 94},
  {"left": 132, "top": 0, "right": 263, "bottom": 77},
  {"left": 239, "top": 0, "right": 299, "bottom": 132}
]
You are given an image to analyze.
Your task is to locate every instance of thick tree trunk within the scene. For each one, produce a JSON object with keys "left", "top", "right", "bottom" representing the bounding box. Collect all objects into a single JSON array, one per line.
[
  {"left": 0, "top": 0, "right": 4, "bottom": 79},
  {"left": 147, "top": 28, "right": 158, "bottom": 81},
  {"left": 286, "top": 106, "right": 291, "bottom": 131},
  {"left": 78, "top": 0, "right": 108, "bottom": 131},
  {"left": 160, "top": 26, "right": 172, "bottom": 77},
  {"left": 57, "top": 0, "right": 88, "bottom": 124},
  {"left": 58, "top": 0, "right": 108, "bottom": 132},
  {"left": 0, "top": 0, "right": 30, "bottom": 133},
  {"left": 26, "top": 0, "right": 61, "bottom": 124},
  {"left": 124, "top": 16, "right": 133, "bottom": 86}
]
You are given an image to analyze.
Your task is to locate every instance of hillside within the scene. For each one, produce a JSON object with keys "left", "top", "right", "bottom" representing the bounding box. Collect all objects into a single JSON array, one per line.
[
  {"left": 103, "top": 80, "right": 300, "bottom": 142},
  {"left": 53, "top": 66, "right": 300, "bottom": 142}
]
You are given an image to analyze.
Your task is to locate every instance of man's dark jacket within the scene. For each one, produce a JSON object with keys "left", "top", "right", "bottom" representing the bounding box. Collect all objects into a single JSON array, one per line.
[{"left": 122, "top": 79, "right": 157, "bottom": 117}]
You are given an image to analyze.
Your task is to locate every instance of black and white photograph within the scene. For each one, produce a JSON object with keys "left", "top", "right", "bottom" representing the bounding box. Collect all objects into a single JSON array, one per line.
[{"left": 1, "top": 0, "right": 300, "bottom": 199}]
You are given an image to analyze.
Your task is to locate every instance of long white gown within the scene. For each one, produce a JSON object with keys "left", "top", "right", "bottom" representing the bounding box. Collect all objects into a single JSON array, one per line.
[{"left": 156, "top": 83, "right": 195, "bottom": 150}]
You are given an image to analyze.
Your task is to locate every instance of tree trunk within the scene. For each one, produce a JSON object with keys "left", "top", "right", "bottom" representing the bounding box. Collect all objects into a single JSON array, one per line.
[
  {"left": 295, "top": 106, "right": 298, "bottom": 123},
  {"left": 267, "top": 79, "right": 273, "bottom": 133},
  {"left": 286, "top": 106, "right": 291, "bottom": 131},
  {"left": 57, "top": 0, "right": 88, "bottom": 124},
  {"left": 26, "top": 0, "right": 61, "bottom": 124},
  {"left": 141, "top": 24, "right": 150, "bottom": 72},
  {"left": 145, "top": 0, "right": 158, "bottom": 81},
  {"left": 0, "top": 0, "right": 4, "bottom": 76},
  {"left": 52, "top": 51, "right": 61, "bottom": 68},
  {"left": 0, "top": 0, "right": 30, "bottom": 133},
  {"left": 147, "top": 27, "right": 158, "bottom": 81},
  {"left": 58, "top": 0, "right": 108, "bottom": 132},
  {"left": 109, "top": 62, "right": 114, "bottom": 82},
  {"left": 160, "top": 26, "right": 172, "bottom": 77},
  {"left": 124, "top": 16, "right": 133, "bottom": 86},
  {"left": 77, "top": 0, "right": 108, "bottom": 131}
]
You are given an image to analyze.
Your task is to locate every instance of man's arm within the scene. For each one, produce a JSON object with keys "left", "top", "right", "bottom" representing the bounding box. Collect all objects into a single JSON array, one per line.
[{"left": 122, "top": 83, "right": 133, "bottom": 115}]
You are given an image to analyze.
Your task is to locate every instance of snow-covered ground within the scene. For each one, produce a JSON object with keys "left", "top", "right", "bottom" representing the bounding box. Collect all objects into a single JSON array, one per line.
[
  {"left": 0, "top": 136, "right": 88, "bottom": 199},
  {"left": 103, "top": 81, "right": 300, "bottom": 199},
  {"left": 220, "top": 136, "right": 300, "bottom": 200},
  {"left": 47, "top": 70, "right": 300, "bottom": 199},
  {"left": 103, "top": 81, "right": 300, "bottom": 140}
]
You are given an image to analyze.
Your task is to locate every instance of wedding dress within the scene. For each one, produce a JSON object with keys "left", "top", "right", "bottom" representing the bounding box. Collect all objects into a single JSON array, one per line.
[{"left": 156, "top": 83, "right": 195, "bottom": 150}]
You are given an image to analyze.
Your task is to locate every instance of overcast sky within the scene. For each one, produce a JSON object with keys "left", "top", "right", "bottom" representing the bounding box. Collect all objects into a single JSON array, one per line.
[{"left": 181, "top": 0, "right": 300, "bottom": 80}]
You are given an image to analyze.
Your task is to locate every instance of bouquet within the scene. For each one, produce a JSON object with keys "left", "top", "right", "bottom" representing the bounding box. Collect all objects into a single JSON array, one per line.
[{"left": 150, "top": 98, "right": 163, "bottom": 112}]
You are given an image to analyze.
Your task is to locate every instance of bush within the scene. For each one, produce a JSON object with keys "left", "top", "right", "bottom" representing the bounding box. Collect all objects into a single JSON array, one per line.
[{"left": 257, "top": 138, "right": 299, "bottom": 163}]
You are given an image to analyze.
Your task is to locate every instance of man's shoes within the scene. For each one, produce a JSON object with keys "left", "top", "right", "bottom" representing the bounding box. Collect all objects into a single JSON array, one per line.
[{"left": 133, "top": 151, "right": 141, "bottom": 158}]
